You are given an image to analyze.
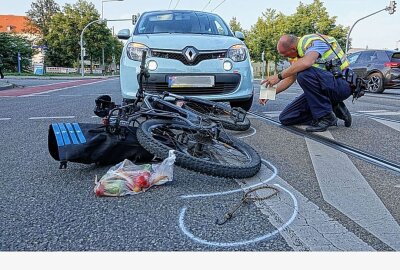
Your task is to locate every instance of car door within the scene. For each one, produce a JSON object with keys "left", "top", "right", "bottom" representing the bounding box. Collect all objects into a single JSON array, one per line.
[
  {"left": 348, "top": 51, "right": 362, "bottom": 76},
  {"left": 353, "top": 50, "right": 376, "bottom": 78}
]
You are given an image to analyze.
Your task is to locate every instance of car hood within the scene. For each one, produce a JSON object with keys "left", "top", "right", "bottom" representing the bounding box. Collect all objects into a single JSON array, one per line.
[{"left": 130, "top": 33, "right": 244, "bottom": 50}]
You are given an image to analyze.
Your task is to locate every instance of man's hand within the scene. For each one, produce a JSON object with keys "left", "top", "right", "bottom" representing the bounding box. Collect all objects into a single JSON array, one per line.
[
  {"left": 259, "top": 99, "right": 268, "bottom": 106},
  {"left": 261, "top": 74, "right": 280, "bottom": 87}
]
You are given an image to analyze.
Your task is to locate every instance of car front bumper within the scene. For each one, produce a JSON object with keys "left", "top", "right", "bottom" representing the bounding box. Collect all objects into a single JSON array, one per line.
[{"left": 120, "top": 56, "right": 254, "bottom": 101}]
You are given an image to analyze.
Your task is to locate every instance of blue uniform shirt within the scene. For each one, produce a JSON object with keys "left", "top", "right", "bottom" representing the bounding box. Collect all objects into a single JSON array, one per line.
[{"left": 305, "top": 40, "right": 330, "bottom": 57}]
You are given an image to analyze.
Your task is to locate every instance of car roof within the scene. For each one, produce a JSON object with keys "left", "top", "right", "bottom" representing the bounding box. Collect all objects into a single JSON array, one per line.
[
  {"left": 353, "top": 49, "right": 397, "bottom": 53},
  {"left": 141, "top": 10, "right": 218, "bottom": 16}
]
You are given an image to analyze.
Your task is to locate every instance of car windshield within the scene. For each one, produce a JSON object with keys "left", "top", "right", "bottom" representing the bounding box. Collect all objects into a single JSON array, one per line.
[{"left": 134, "top": 11, "right": 233, "bottom": 36}]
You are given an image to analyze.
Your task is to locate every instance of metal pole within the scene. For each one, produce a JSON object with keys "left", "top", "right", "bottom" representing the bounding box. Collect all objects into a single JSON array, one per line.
[
  {"left": 101, "top": 1, "right": 104, "bottom": 69},
  {"left": 345, "top": 8, "right": 387, "bottom": 53},
  {"left": 261, "top": 51, "right": 265, "bottom": 79},
  {"left": 81, "top": 19, "right": 105, "bottom": 77},
  {"left": 17, "top": 52, "right": 21, "bottom": 75},
  {"left": 100, "top": 0, "right": 124, "bottom": 71}
]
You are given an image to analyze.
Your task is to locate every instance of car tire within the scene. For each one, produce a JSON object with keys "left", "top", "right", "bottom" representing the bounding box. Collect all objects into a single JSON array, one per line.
[
  {"left": 230, "top": 95, "right": 253, "bottom": 112},
  {"left": 366, "top": 72, "right": 384, "bottom": 93}
]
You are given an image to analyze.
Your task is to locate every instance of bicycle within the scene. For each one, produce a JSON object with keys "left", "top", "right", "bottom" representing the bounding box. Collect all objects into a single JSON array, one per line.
[{"left": 94, "top": 51, "right": 261, "bottom": 179}]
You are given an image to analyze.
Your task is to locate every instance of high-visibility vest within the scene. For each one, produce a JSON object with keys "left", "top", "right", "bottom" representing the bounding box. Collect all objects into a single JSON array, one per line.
[{"left": 290, "top": 34, "right": 350, "bottom": 71}]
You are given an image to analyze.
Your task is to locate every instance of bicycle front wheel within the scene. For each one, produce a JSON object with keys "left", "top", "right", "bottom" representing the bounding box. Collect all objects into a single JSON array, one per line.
[{"left": 137, "top": 119, "right": 261, "bottom": 178}]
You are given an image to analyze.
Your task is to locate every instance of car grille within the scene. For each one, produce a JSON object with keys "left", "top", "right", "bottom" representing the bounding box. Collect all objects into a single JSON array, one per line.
[
  {"left": 142, "top": 74, "right": 240, "bottom": 95},
  {"left": 151, "top": 49, "right": 227, "bottom": 66}
]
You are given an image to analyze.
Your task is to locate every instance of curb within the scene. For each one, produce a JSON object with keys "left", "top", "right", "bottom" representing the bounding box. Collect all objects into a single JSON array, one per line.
[{"left": 0, "top": 82, "right": 14, "bottom": 91}]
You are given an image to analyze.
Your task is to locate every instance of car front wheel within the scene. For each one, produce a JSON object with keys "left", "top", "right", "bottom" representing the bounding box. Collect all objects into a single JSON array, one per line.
[
  {"left": 366, "top": 72, "right": 384, "bottom": 93},
  {"left": 230, "top": 95, "right": 253, "bottom": 111}
]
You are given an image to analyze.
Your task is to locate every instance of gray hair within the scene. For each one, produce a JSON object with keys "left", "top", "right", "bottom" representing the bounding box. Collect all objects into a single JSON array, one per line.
[{"left": 280, "top": 34, "right": 298, "bottom": 50}]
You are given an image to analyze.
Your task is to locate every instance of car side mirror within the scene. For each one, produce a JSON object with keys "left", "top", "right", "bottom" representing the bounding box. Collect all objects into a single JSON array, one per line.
[
  {"left": 117, "top": 29, "right": 131, "bottom": 40},
  {"left": 234, "top": 31, "right": 245, "bottom": 41}
]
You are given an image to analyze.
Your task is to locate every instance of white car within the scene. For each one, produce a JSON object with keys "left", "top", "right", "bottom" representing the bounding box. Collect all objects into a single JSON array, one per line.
[{"left": 117, "top": 10, "right": 254, "bottom": 111}]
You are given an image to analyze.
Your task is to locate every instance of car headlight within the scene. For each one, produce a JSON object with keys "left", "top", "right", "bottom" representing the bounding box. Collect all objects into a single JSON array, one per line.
[
  {"left": 228, "top": 44, "right": 247, "bottom": 62},
  {"left": 126, "top": 42, "right": 150, "bottom": 61}
]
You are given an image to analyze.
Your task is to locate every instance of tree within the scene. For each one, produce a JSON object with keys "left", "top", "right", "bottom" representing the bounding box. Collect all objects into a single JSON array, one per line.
[
  {"left": 104, "top": 36, "right": 124, "bottom": 67},
  {"left": 0, "top": 33, "right": 33, "bottom": 72},
  {"left": 245, "top": 9, "right": 287, "bottom": 65},
  {"left": 26, "top": 0, "right": 60, "bottom": 38},
  {"left": 229, "top": 17, "right": 244, "bottom": 33},
  {"left": 44, "top": 0, "right": 113, "bottom": 68},
  {"left": 285, "top": 0, "right": 349, "bottom": 48},
  {"left": 245, "top": 0, "right": 349, "bottom": 74}
]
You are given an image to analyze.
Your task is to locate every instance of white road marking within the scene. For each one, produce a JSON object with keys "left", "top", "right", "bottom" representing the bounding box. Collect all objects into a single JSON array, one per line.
[
  {"left": 0, "top": 118, "right": 11, "bottom": 121},
  {"left": 180, "top": 159, "right": 372, "bottom": 250},
  {"left": 358, "top": 110, "right": 388, "bottom": 113},
  {"left": 28, "top": 116, "right": 75, "bottom": 120},
  {"left": 366, "top": 112, "right": 400, "bottom": 116},
  {"left": 19, "top": 94, "right": 51, "bottom": 97},
  {"left": 263, "top": 112, "right": 281, "bottom": 117},
  {"left": 239, "top": 172, "right": 373, "bottom": 251},
  {"left": 238, "top": 126, "right": 256, "bottom": 139},
  {"left": 306, "top": 131, "right": 400, "bottom": 250},
  {"left": 181, "top": 159, "right": 277, "bottom": 199},
  {"left": 373, "top": 118, "right": 400, "bottom": 132},
  {"left": 178, "top": 183, "right": 298, "bottom": 247},
  {"left": 59, "top": 94, "right": 83, "bottom": 97}
]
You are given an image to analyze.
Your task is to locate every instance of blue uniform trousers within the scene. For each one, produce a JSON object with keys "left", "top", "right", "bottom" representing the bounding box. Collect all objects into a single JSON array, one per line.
[{"left": 279, "top": 67, "right": 352, "bottom": 126}]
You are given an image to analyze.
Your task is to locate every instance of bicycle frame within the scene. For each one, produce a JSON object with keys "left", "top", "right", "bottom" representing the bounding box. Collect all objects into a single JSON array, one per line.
[{"left": 102, "top": 51, "right": 221, "bottom": 135}]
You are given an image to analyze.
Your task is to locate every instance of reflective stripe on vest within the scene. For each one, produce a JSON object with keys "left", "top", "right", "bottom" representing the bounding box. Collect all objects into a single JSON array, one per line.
[{"left": 296, "top": 34, "right": 350, "bottom": 71}]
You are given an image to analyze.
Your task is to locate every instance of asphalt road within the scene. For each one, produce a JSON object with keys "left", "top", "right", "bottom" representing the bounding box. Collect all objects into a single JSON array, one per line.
[{"left": 0, "top": 78, "right": 399, "bottom": 251}]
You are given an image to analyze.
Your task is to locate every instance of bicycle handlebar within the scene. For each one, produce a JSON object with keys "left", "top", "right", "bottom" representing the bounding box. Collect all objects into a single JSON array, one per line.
[{"left": 140, "top": 51, "right": 147, "bottom": 71}]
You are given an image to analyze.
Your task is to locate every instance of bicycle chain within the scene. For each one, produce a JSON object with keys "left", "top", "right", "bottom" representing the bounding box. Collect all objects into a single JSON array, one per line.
[{"left": 216, "top": 185, "right": 279, "bottom": 225}]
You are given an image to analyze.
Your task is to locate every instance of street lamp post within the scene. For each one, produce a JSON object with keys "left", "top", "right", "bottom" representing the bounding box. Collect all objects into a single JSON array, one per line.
[
  {"left": 101, "top": 0, "right": 124, "bottom": 68},
  {"left": 345, "top": 1, "right": 397, "bottom": 53},
  {"left": 81, "top": 19, "right": 106, "bottom": 77}
]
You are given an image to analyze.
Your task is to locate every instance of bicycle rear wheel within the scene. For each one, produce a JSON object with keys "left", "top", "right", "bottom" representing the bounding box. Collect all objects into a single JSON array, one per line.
[
  {"left": 182, "top": 99, "right": 251, "bottom": 131},
  {"left": 137, "top": 119, "right": 261, "bottom": 178}
]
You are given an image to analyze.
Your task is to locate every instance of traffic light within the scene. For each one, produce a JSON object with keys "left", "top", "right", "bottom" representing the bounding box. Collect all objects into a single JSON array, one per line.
[
  {"left": 388, "top": 1, "right": 397, "bottom": 14},
  {"left": 132, "top": 13, "right": 140, "bottom": 25}
]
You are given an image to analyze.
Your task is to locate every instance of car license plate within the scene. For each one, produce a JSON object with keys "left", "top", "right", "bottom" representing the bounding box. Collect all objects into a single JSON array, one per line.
[{"left": 168, "top": 76, "right": 215, "bottom": 88}]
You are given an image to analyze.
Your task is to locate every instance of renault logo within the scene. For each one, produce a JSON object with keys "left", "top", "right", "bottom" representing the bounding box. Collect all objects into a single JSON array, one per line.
[{"left": 183, "top": 47, "right": 198, "bottom": 62}]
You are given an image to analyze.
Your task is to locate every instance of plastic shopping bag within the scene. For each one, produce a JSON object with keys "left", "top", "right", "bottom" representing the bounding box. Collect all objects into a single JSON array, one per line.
[{"left": 94, "top": 150, "right": 176, "bottom": 197}]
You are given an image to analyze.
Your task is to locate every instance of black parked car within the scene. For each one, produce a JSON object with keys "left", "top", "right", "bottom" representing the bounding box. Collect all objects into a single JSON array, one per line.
[{"left": 347, "top": 49, "right": 400, "bottom": 93}]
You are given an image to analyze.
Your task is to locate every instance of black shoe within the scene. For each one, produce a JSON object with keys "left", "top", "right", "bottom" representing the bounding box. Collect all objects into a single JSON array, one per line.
[
  {"left": 333, "top": 101, "right": 352, "bottom": 127},
  {"left": 306, "top": 112, "right": 337, "bottom": 132}
]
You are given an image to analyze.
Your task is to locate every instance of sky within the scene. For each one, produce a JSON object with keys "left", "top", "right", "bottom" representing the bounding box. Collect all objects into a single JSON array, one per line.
[{"left": 2, "top": 0, "right": 400, "bottom": 50}]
